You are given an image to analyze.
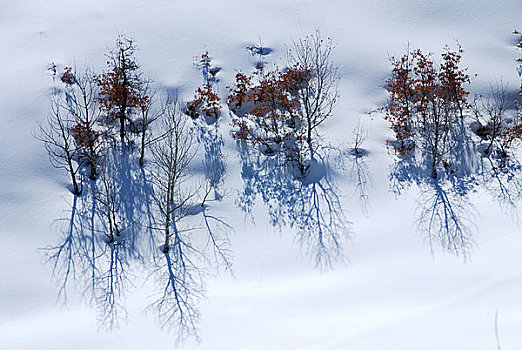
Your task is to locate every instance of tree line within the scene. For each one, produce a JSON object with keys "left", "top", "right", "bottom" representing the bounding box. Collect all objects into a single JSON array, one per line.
[{"left": 36, "top": 30, "right": 522, "bottom": 341}]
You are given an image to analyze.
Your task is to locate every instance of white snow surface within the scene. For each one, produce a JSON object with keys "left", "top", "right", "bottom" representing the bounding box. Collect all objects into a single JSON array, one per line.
[{"left": 1, "top": 0, "right": 522, "bottom": 349}]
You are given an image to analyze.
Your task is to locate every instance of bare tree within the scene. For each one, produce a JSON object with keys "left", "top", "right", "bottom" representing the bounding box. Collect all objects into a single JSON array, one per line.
[
  {"left": 350, "top": 119, "right": 368, "bottom": 157},
  {"left": 63, "top": 67, "right": 103, "bottom": 180},
  {"left": 145, "top": 96, "right": 233, "bottom": 340},
  {"left": 93, "top": 158, "right": 123, "bottom": 243},
  {"left": 37, "top": 65, "right": 105, "bottom": 194},
  {"left": 37, "top": 92, "right": 83, "bottom": 195},
  {"left": 287, "top": 29, "right": 340, "bottom": 153},
  {"left": 147, "top": 99, "right": 203, "bottom": 341},
  {"left": 472, "top": 82, "right": 510, "bottom": 159},
  {"left": 346, "top": 122, "right": 372, "bottom": 215},
  {"left": 149, "top": 99, "right": 198, "bottom": 253}
]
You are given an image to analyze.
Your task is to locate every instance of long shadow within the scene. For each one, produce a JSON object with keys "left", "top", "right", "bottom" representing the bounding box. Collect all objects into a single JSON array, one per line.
[
  {"left": 389, "top": 155, "right": 425, "bottom": 196},
  {"left": 147, "top": 239, "right": 203, "bottom": 343},
  {"left": 236, "top": 142, "right": 350, "bottom": 268},
  {"left": 90, "top": 239, "right": 131, "bottom": 331},
  {"left": 108, "top": 143, "right": 156, "bottom": 262},
  {"left": 479, "top": 155, "right": 522, "bottom": 222},
  {"left": 342, "top": 147, "right": 372, "bottom": 217},
  {"left": 45, "top": 124, "right": 231, "bottom": 340},
  {"left": 390, "top": 144, "right": 479, "bottom": 257},
  {"left": 144, "top": 200, "right": 232, "bottom": 342},
  {"left": 44, "top": 195, "right": 94, "bottom": 304},
  {"left": 44, "top": 142, "right": 155, "bottom": 331},
  {"left": 45, "top": 180, "right": 133, "bottom": 330},
  {"left": 447, "top": 119, "right": 481, "bottom": 198},
  {"left": 194, "top": 121, "right": 226, "bottom": 201},
  {"left": 415, "top": 180, "right": 476, "bottom": 257}
]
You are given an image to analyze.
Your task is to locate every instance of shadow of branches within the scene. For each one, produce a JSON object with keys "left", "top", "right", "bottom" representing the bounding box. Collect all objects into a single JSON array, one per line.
[
  {"left": 44, "top": 125, "right": 231, "bottom": 341},
  {"left": 236, "top": 142, "right": 350, "bottom": 268},
  {"left": 389, "top": 145, "right": 478, "bottom": 258},
  {"left": 415, "top": 180, "right": 476, "bottom": 257}
]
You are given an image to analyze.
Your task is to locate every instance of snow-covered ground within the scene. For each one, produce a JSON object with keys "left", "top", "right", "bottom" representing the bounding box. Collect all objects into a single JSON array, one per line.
[{"left": 1, "top": 0, "right": 521, "bottom": 349}]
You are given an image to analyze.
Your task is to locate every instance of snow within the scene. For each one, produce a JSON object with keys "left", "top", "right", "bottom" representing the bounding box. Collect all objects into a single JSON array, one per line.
[{"left": 1, "top": 0, "right": 522, "bottom": 349}]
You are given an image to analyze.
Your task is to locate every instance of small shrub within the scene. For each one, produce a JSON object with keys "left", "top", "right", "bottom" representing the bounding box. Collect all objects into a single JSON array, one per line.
[
  {"left": 384, "top": 45, "right": 471, "bottom": 179},
  {"left": 186, "top": 52, "right": 222, "bottom": 121}
]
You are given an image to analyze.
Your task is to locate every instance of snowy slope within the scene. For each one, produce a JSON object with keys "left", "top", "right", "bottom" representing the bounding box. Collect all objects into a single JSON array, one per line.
[{"left": 1, "top": 0, "right": 522, "bottom": 349}]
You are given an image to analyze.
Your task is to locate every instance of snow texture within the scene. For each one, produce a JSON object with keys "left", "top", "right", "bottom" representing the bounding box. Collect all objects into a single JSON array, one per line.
[{"left": 1, "top": 0, "right": 522, "bottom": 349}]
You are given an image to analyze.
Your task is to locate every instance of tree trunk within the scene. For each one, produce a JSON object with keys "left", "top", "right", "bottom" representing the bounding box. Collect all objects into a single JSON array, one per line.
[
  {"left": 163, "top": 207, "right": 171, "bottom": 253},
  {"left": 89, "top": 159, "right": 97, "bottom": 181},
  {"left": 163, "top": 223, "right": 170, "bottom": 253},
  {"left": 68, "top": 157, "right": 82, "bottom": 195},
  {"left": 71, "top": 174, "right": 81, "bottom": 195},
  {"left": 139, "top": 131, "right": 146, "bottom": 167},
  {"left": 307, "top": 118, "right": 312, "bottom": 149},
  {"left": 119, "top": 113, "right": 125, "bottom": 141}
]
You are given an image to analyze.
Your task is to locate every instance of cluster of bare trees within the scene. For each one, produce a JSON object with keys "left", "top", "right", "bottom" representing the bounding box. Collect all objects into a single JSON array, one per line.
[
  {"left": 384, "top": 42, "right": 522, "bottom": 257},
  {"left": 38, "top": 30, "right": 350, "bottom": 341},
  {"left": 39, "top": 35, "right": 230, "bottom": 341},
  {"left": 40, "top": 29, "right": 522, "bottom": 340}
]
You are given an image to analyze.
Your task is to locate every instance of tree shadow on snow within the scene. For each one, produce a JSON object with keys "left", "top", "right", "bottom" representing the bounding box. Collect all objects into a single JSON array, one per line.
[
  {"left": 415, "top": 180, "right": 476, "bottom": 258},
  {"left": 388, "top": 117, "right": 522, "bottom": 258},
  {"left": 389, "top": 136, "right": 479, "bottom": 258},
  {"left": 478, "top": 155, "right": 522, "bottom": 223},
  {"left": 44, "top": 180, "right": 135, "bottom": 330},
  {"left": 44, "top": 133, "right": 231, "bottom": 340},
  {"left": 340, "top": 146, "right": 373, "bottom": 217},
  {"left": 236, "top": 143, "right": 351, "bottom": 268}
]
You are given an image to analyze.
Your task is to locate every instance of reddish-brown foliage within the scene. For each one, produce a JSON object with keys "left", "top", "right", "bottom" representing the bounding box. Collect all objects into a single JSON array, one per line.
[
  {"left": 94, "top": 36, "right": 148, "bottom": 140},
  {"left": 72, "top": 122, "right": 100, "bottom": 150},
  {"left": 186, "top": 83, "right": 221, "bottom": 119},
  {"left": 384, "top": 51, "right": 416, "bottom": 155},
  {"left": 439, "top": 45, "right": 471, "bottom": 115},
  {"left": 187, "top": 52, "right": 222, "bottom": 120},
  {"left": 228, "top": 64, "right": 313, "bottom": 168},
  {"left": 227, "top": 72, "right": 251, "bottom": 111},
  {"left": 384, "top": 46, "right": 471, "bottom": 157},
  {"left": 95, "top": 65, "right": 147, "bottom": 122},
  {"left": 61, "top": 66, "right": 75, "bottom": 85}
]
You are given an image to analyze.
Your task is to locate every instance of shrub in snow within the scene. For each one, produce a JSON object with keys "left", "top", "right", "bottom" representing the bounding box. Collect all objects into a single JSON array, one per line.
[
  {"left": 41, "top": 37, "right": 231, "bottom": 342},
  {"left": 186, "top": 52, "right": 222, "bottom": 122},
  {"left": 384, "top": 45, "right": 472, "bottom": 179},
  {"left": 230, "top": 63, "right": 312, "bottom": 174},
  {"left": 186, "top": 82, "right": 221, "bottom": 120},
  {"left": 471, "top": 81, "right": 522, "bottom": 167},
  {"left": 383, "top": 44, "right": 482, "bottom": 258},
  {"left": 231, "top": 33, "right": 350, "bottom": 267},
  {"left": 230, "top": 31, "right": 339, "bottom": 177}
]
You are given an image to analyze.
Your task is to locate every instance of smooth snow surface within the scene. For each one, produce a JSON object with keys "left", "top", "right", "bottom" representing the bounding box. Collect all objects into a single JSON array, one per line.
[{"left": 1, "top": 0, "right": 521, "bottom": 349}]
